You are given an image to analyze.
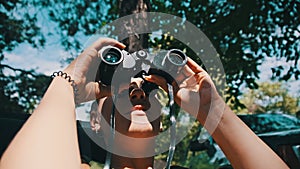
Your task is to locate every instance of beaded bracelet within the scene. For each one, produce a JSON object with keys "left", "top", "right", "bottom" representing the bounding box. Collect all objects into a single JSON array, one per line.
[{"left": 51, "top": 71, "right": 78, "bottom": 104}]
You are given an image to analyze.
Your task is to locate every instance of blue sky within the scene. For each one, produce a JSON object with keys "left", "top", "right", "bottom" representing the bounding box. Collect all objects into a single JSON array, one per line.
[
  {"left": 3, "top": 43, "right": 63, "bottom": 76},
  {"left": 3, "top": 39, "right": 298, "bottom": 120},
  {"left": 2, "top": 5, "right": 299, "bottom": 100},
  {"left": 3, "top": 36, "right": 298, "bottom": 96},
  {"left": 2, "top": 15, "right": 298, "bottom": 120}
]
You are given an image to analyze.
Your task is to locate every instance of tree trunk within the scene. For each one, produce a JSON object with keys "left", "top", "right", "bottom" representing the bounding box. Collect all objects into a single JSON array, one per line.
[{"left": 119, "top": 0, "right": 150, "bottom": 52}]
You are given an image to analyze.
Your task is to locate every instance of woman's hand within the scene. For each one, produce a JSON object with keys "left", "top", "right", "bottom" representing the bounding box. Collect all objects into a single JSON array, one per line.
[
  {"left": 145, "top": 57, "right": 224, "bottom": 124},
  {"left": 64, "top": 38, "right": 125, "bottom": 103},
  {"left": 90, "top": 101, "right": 101, "bottom": 133}
]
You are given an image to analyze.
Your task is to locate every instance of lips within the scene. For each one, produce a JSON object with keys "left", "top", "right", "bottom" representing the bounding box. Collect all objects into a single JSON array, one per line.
[{"left": 132, "top": 105, "right": 145, "bottom": 111}]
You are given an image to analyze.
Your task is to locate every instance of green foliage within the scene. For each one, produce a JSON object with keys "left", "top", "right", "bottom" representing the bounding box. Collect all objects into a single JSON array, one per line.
[
  {"left": 1, "top": 1, "right": 298, "bottom": 168},
  {"left": 0, "top": 65, "right": 50, "bottom": 113},
  {"left": 90, "top": 160, "right": 104, "bottom": 169},
  {"left": 1, "top": 0, "right": 299, "bottom": 112},
  {"left": 186, "top": 151, "right": 219, "bottom": 169},
  {"left": 0, "top": 1, "right": 299, "bottom": 166},
  {"left": 150, "top": 0, "right": 299, "bottom": 109},
  {"left": 178, "top": 0, "right": 299, "bottom": 109},
  {"left": 231, "top": 81, "right": 300, "bottom": 114},
  {"left": 0, "top": 0, "right": 50, "bottom": 114},
  {"left": 0, "top": 0, "right": 45, "bottom": 53},
  {"left": 43, "top": 0, "right": 111, "bottom": 50}
]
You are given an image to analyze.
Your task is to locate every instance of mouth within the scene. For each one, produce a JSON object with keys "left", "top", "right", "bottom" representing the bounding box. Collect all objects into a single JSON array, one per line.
[{"left": 131, "top": 104, "right": 147, "bottom": 112}]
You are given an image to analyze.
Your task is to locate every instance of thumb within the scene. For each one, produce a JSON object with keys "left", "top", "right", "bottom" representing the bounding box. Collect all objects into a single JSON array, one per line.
[{"left": 200, "top": 79, "right": 212, "bottom": 89}]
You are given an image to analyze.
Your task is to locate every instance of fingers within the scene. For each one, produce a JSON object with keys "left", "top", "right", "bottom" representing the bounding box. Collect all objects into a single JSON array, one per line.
[
  {"left": 91, "top": 37, "right": 126, "bottom": 51},
  {"left": 144, "top": 75, "right": 168, "bottom": 92},
  {"left": 175, "top": 57, "right": 204, "bottom": 81},
  {"left": 90, "top": 101, "right": 101, "bottom": 132},
  {"left": 186, "top": 57, "right": 205, "bottom": 74},
  {"left": 71, "top": 38, "right": 124, "bottom": 103}
]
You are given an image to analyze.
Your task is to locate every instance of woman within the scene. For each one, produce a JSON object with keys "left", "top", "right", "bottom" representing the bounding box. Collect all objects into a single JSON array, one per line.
[{"left": 0, "top": 38, "right": 289, "bottom": 169}]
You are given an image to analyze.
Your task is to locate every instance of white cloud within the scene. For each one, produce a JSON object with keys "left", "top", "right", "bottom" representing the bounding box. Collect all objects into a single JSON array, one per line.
[
  {"left": 258, "top": 57, "right": 299, "bottom": 96},
  {"left": 3, "top": 43, "right": 66, "bottom": 76}
]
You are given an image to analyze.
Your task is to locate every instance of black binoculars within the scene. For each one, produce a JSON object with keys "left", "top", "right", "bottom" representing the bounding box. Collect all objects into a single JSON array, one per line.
[{"left": 96, "top": 46, "right": 188, "bottom": 87}]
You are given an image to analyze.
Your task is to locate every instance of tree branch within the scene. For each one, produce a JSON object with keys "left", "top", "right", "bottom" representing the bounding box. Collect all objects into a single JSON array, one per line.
[{"left": 0, "top": 64, "right": 40, "bottom": 78}]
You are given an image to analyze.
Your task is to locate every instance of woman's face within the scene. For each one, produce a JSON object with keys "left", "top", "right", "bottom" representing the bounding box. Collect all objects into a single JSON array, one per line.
[{"left": 97, "top": 77, "right": 161, "bottom": 155}]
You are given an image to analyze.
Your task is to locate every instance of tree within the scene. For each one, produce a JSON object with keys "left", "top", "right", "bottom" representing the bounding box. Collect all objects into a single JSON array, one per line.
[
  {"left": 151, "top": 0, "right": 300, "bottom": 108},
  {"left": 118, "top": 0, "right": 150, "bottom": 52},
  {"left": 1, "top": 0, "right": 299, "bottom": 112},
  {"left": 0, "top": 64, "right": 50, "bottom": 113},
  {"left": 231, "top": 81, "right": 300, "bottom": 115},
  {"left": 0, "top": 0, "right": 49, "bottom": 114},
  {"left": 1, "top": 0, "right": 299, "bottom": 168}
]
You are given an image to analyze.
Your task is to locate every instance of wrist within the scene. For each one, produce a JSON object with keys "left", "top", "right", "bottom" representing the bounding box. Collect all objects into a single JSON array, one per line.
[
  {"left": 51, "top": 71, "right": 78, "bottom": 105},
  {"left": 44, "top": 76, "right": 76, "bottom": 109},
  {"left": 199, "top": 96, "right": 226, "bottom": 134}
]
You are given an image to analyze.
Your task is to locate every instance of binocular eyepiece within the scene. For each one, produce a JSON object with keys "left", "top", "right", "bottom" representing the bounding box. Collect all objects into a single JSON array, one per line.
[
  {"left": 99, "top": 47, "right": 124, "bottom": 65},
  {"left": 97, "top": 46, "right": 187, "bottom": 85}
]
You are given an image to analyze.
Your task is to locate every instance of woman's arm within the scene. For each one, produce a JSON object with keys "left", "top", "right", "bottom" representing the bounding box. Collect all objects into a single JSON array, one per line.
[
  {"left": 0, "top": 77, "right": 81, "bottom": 169},
  {"left": 146, "top": 58, "right": 289, "bottom": 169},
  {"left": 0, "top": 38, "right": 125, "bottom": 169},
  {"left": 211, "top": 103, "right": 288, "bottom": 169}
]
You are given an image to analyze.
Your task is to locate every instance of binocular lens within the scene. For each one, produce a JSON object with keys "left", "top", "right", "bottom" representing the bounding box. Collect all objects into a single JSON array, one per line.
[
  {"left": 169, "top": 53, "right": 184, "bottom": 64},
  {"left": 97, "top": 46, "right": 124, "bottom": 85},
  {"left": 100, "top": 47, "right": 123, "bottom": 65},
  {"left": 103, "top": 52, "right": 121, "bottom": 63},
  {"left": 167, "top": 49, "right": 187, "bottom": 66}
]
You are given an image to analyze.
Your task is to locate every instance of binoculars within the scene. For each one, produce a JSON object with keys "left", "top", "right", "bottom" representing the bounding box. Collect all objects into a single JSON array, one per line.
[{"left": 96, "top": 46, "right": 188, "bottom": 86}]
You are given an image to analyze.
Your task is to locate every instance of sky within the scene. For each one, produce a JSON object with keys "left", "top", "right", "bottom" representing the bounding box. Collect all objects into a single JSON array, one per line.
[
  {"left": 3, "top": 43, "right": 63, "bottom": 76},
  {"left": 3, "top": 40, "right": 298, "bottom": 120},
  {"left": 2, "top": 1, "right": 298, "bottom": 95},
  {"left": 1, "top": 4, "right": 299, "bottom": 119},
  {"left": 3, "top": 35, "right": 298, "bottom": 92}
]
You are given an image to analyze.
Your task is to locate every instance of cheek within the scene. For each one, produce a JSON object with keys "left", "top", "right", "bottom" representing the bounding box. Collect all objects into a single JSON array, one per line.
[
  {"left": 115, "top": 96, "right": 132, "bottom": 115},
  {"left": 115, "top": 111, "right": 132, "bottom": 135},
  {"left": 146, "top": 97, "right": 162, "bottom": 121}
]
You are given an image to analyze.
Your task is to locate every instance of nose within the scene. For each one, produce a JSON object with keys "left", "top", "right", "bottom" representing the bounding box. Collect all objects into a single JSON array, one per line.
[{"left": 129, "top": 88, "right": 146, "bottom": 102}]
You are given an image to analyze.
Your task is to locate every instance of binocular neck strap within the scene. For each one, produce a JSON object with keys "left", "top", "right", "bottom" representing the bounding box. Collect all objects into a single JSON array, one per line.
[
  {"left": 103, "top": 87, "right": 118, "bottom": 169},
  {"left": 165, "top": 83, "right": 177, "bottom": 169}
]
